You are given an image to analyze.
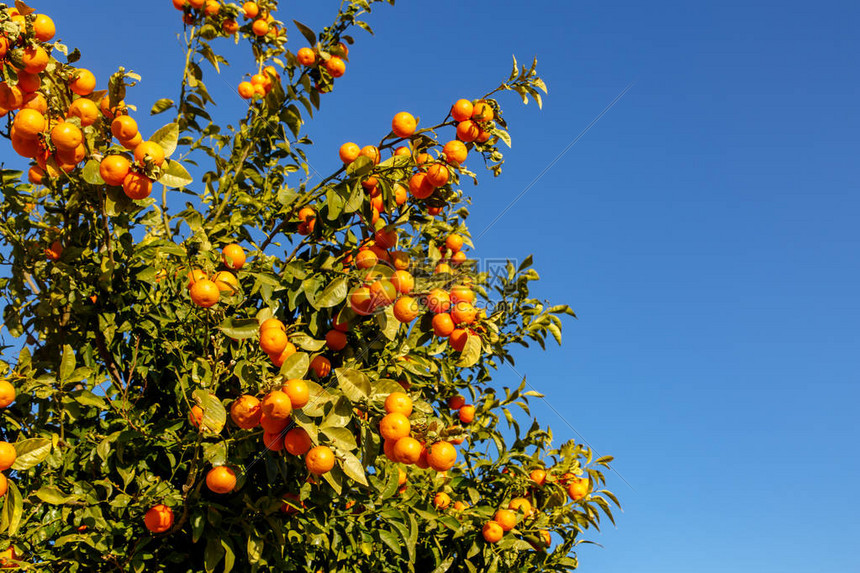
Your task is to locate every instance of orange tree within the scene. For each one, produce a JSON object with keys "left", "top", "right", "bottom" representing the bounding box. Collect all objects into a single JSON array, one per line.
[{"left": 0, "top": 0, "right": 618, "bottom": 570}]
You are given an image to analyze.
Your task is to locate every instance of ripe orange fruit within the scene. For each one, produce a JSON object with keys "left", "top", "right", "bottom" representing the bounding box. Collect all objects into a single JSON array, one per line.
[
  {"left": 188, "top": 405, "right": 203, "bottom": 428},
  {"left": 393, "top": 296, "right": 420, "bottom": 323},
  {"left": 260, "top": 317, "right": 285, "bottom": 333},
  {"left": 339, "top": 142, "right": 360, "bottom": 163},
  {"left": 230, "top": 395, "right": 262, "bottom": 429},
  {"left": 242, "top": 1, "right": 259, "bottom": 18},
  {"left": 397, "top": 468, "right": 408, "bottom": 486},
  {"left": 426, "top": 163, "right": 449, "bottom": 187},
  {"left": 434, "top": 492, "right": 451, "bottom": 510},
  {"left": 447, "top": 395, "right": 465, "bottom": 410},
  {"left": 69, "top": 69, "right": 96, "bottom": 96},
  {"left": 260, "top": 412, "right": 288, "bottom": 433},
  {"left": 238, "top": 82, "right": 255, "bottom": 99},
  {"left": 349, "top": 286, "right": 375, "bottom": 316},
  {"left": 355, "top": 249, "right": 378, "bottom": 270},
  {"left": 388, "top": 271, "right": 413, "bottom": 296},
  {"left": 67, "top": 98, "right": 99, "bottom": 126},
  {"left": 0, "top": 83, "right": 23, "bottom": 111},
  {"left": 374, "top": 226, "right": 397, "bottom": 249},
  {"left": 451, "top": 302, "right": 477, "bottom": 325},
  {"left": 263, "top": 430, "right": 285, "bottom": 451},
  {"left": 122, "top": 172, "right": 153, "bottom": 200},
  {"left": 305, "top": 445, "right": 335, "bottom": 475},
  {"left": 326, "top": 56, "right": 346, "bottom": 78},
  {"left": 393, "top": 436, "right": 422, "bottom": 464},
  {"left": 283, "top": 379, "right": 309, "bottom": 409},
  {"left": 449, "top": 285, "right": 475, "bottom": 305},
  {"left": 393, "top": 146, "right": 411, "bottom": 157},
  {"left": 111, "top": 115, "right": 138, "bottom": 141},
  {"left": 252, "top": 19, "right": 269, "bottom": 36},
  {"left": 32, "top": 13, "right": 56, "bottom": 41},
  {"left": 458, "top": 405, "right": 475, "bottom": 424},
  {"left": 222, "top": 19, "right": 239, "bottom": 33},
  {"left": 99, "top": 155, "right": 130, "bottom": 186},
  {"left": 451, "top": 99, "right": 473, "bottom": 122},
  {"left": 14, "top": 109, "right": 45, "bottom": 138},
  {"left": 567, "top": 477, "right": 589, "bottom": 501},
  {"left": 284, "top": 427, "right": 312, "bottom": 455},
  {"left": 452, "top": 500, "right": 469, "bottom": 511},
  {"left": 434, "top": 262, "right": 452, "bottom": 275},
  {"left": 309, "top": 355, "right": 331, "bottom": 378},
  {"left": 472, "top": 100, "right": 494, "bottom": 122},
  {"left": 359, "top": 145, "right": 380, "bottom": 164},
  {"left": 189, "top": 279, "right": 220, "bottom": 308},
  {"left": 408, "top": 172, "right": 435, "bottom": 199},
  {"left": 45, "top": 240, "right": 63, "bottom": 261},
  {"left": 212, "top": 270, "right": 238, "bottom": 291},
  {"left": 427, "top": 441, "right": 457, "bottom": 471},
  {"left": 204, "top": 0, "right": 220, "bottom": 16},
  {"left": 144, "top": 504, "right": 174, "bottom": 533},
  {"left": 21, "top": 45, "right": 48, "bottom": 74},
  {"left": 0, "top": 442, "right": 16, "bottom": 470},
  {"left": 508, "top": 497, "right": 533, "bottom": 516},
  {"left": 220, "top": 243, "right": 245, "bottom": 271},
  {"left": 482, "top": 521, "right": 504, "bottom": 543},
  {"left": 269, "top": 341, "right": 297, "bottom": 367},
  {"left": 0, "top": 380, "right": 10, "bottom": 408},
  {"left": 432, "top": 313, "right": 455, "bottom": 337},
  {"left": 297, "top": 47, "right": 316, "bottom": 66},
  {"left": 530, "top": 469, "right": 547, "bottom": 486},
  {"left": 134, "top": 141, "right": 166, "bottom": 167},
  {"left": 425, "top": 288, "right": 451, "bottom": 314},
  {"left": 456, "top": 120, "right": 480, "bottom": 143},
  {"left": 28, "top": 165, "right": 45, "bottom": 185},
  {"left": 206, "top": 466, "right": 236, "bottom": 494},
  {"left": 383, "top": 439, "right": 398, "bottom": 462},
  {"left": 369, "top": 279, "right": 396, "bottom": 307},
  {"left": 186, "top": 269, "right": 207, "bottom": 287},
  {"left": 391, "top": 251, "right": 410, "bottom": 271},
  {"left": 0, "top": 474, "right": 7, "bottom": 497},
  {"left": 22, "top": 92, "right": 47, "bottom": 114},
  {"left": 262, "top": 390, "right": 292, "bottom": 420},
  {"left": 51, "top": 122, "right": 83, "bottom": 152},
  {"left": 384, "top": 392, "right": 413, "bottom": 416},
  {"left": 445, "top": 234, "right": 464, "bottom": 252},
  {"left": 260, "top": 327, "right": 288, "bottom": 355},
  {"left": 392, "top": 112, "right": 417, "bottom": 138},
  {"left": 494, "top": 509, "right": 517, "bottom": 532},
  {"left": 379, "top": 412, "right": 410, "bottom": 441},
  {"left": 325, "top": 329, "right": 348, "bottom": 351}
]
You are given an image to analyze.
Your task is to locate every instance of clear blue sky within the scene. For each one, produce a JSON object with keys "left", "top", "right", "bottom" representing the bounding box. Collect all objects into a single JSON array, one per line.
[{"left": 22, "top": 1, "right": 860, "bottom": 571}]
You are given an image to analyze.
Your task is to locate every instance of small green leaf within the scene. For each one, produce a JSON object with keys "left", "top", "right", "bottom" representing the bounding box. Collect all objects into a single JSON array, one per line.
[
  {"left": 315, "top": 276, "right": 349, "bottom": 308},
  {"left": 11, "top": 437, "right": 51, "bottom": 471},
  {"left": 81, "top": 159, "right": 104, "bottom": 185},
  {"left": 150, "top": 123, "right": 180, "bottom": 157},
  {"left": 339, "top": 451, "right": 368, "bottom": 486},
  {"left": 193, "top": 391, "right": 226, "bottom": 434},
  {"left": 35, "top": 486, "right": 78, "bottom": 505},
  {"left": 219, "top": 318, "right": 259, "bottom": 340},
  {"left": 335, "top": 368, "right": 371, "bottom": 402},
  {"left": 456, "top": 335, "right": 482, "bottom": 368},
  {"left": 59, "top": 344, "right": 75, "bottom": 381},
  {"left": 279, "top": 352, "right": 309, "bottom": 380},
  {"left": 293, "top": 20, "right": 317, "bottom": 46},
  {"left": 159, "top": 160, "right": 193, "bottom": 188},
  {"left": 150, "top": 98, "right": 175, "bottom": 115}
]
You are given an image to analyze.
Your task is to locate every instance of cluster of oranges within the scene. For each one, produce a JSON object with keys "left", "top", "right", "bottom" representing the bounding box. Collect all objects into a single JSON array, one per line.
[
  {"left": 186, "top": 243, "right": 245, "bottom": 308},
  {"left": 0, "top": 380, "right": 17, "bottom": 500},
  {"left": 379, "top": 391, "right": 459, "bottom": 473},
  {"left": 171, "top": 0, "right": 283, "bottom": 40},
  {"left": 237, "top": 65, "right": 280, "bottom": 100},
  {"left": 296, "top": 42, "right": 349, "bottom": 81}
]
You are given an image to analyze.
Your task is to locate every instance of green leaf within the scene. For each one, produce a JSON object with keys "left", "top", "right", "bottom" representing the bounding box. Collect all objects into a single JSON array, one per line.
[
  {"left": 279, "top": 352, "right": 309, "bottom": 380},
  {"left": 321, "top": 426, "right": 357, "bottom": 451},
  {"left": 150, "top": 98, "right": 175, "bottom": 115},
  {"left": 345, "top": 156, "right": 373, "bottom": 177},
  {"left": 159, "top": 159, "right": 193, "bottom": 188},
  {"left": 292, "top": 20, "right": 317, "bottom": 46},
  {"left": 0, "top": 481, "right": 22, "bottom": 536},
  {"left": 204, "top": 536, "right": 224, "bottom": 573},
  {"left": 315, "top": 276, "right": 349, "bottom": 308},
  {"left": 81, "top": 159, "right": 104, "bottom": 185},
  {"left": 34, "top": 486, "right": 78, "bottom": 505},
  {"left": 335, "top": 368, "right": 371, "bottom": 402},
  {"left": 219, "top": 318, "right": 259, "bottom": 340},
  {"left": 203, "top": 442, "right": 228, "bottom": 466},
  {"left": 11, "top": 437, "right": 51, "bottom": 471},
  {"left": 291, "top": 333, "right": 325, "bottom": 352},
  {"left": 150, "top": 123, "right": 179, "bottom": 157},
  {"left": 493, "top": 127, "right": 512, "bottom": 148},
  {"left": 59, "top": 344, "right": 75, "bottom": 381},
  {"left": 456, "top": 334, "right": 482, "bottom": 368},
  {"left": 193, "top": 390, "right": 226, "bottom": 434},
  {"left": 339, "top": 451, "right": 368, "bottom": 486}
]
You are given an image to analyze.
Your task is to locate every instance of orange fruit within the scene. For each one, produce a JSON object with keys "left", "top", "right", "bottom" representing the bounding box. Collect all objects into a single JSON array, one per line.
[
  {"left": 261, "top": 390, "right": 292, "bottom": 420},
  {"left": 391, "top": 251, "right": 410, "bottom": 270},
  {"left": 445, "top": 234, "right": 463, "bottom": 252},
  {"left": 393, "top": 296, "right": 420, "bottom": 323},
  {"left": 432, "top": 313, "right": 455, "bottom": 337},
  {"left": 408, "top": 172, "right": 435, "bottom": 199},
  {"left": 472, "top": 100, "right": 494, "bottom": 122},
  {"left": 434, "top": 492, "right": 451, "bottom": 510},
  {"left": 221, "top": 243, "right": 245, "bottom": 271},
  {"left": 0, "top": 474, "right": 7, "bottom": 497},
  {"left": 309, "top": 355, "right": 331, "bottom": 378},
  {"left": 21, "top": 45, "right": 48, "bottom": 74},
  {"left": 212, "top": 271, "right": 238, "bottom": 292},
  {"left": 0, "top": 380, "right": 10, "bottom": 408},
  {"left": 260, "top": 412, "right": 288, "bottom": 434},
  {"left": 144, "top": 504, "right": 174, "bottom": 533},
  {"left": 243, "top": 1, "right": 259, "bottom": 18},
  {"left": 69, "top": 69, "right": 96, "bottom": 96},
  {"left": 451, "top": 251, "right": 467, "bottom": 265},
  {"left": 383, "top": 439, "right": 398, "bottom": 462},
  {"left": 355, "top": 249, "right": 378, "bottom": 270},
  {"left": 325, "top": 329, "right": 347, "bottom": 351},
  {"left": 222, "top": 19, "right": 239, "bottom": 33},
  {"left": 451, "top": 99, "right": 473, "bottom": 122},
  {"left": 260, "top": 317, "right": 285, "bottom": 333},
  {"left": 284, "top": 427, "right": 312, "bottom": 455},
  {"left": 450, "top": 285, "right": 475, "bottom": 304},
  {"left": 397, "top": 468, "right": 408, "bottom": 485},
  {"left": 359, "top": 145, "right": 380, "bottom": 164},
  {"left": 384, "top": 392, "right": 413, "bottom": 416},
  {"left": 426, "top": 163, "right": 449, "bottom": 187},
  {"left": 482, "top": 521, "right": 504, "bottom": 543},
  {"left": 374, "top": 226, "right": 397, "bottom": 249},
  {"left": 56, "top": 142, "right": 86, "bottom": 166},
  {"left": 189, "top": 279, "right": 220, "bottom": 308},
  {"left": 392, "top": 112, "right": 417, "bottom": 138},
  {"left": 260, "top": 327, "right": 288, "bottom": 355},
  {"left": 393, "top": 436, "right": 422, "bottom": 464},
  {"left": 494, "top": 509, "right": 517, "bottom": 532},
  {"left": 206, "top": 466, "right": 236, "bottom": 494},
  {"left": 252, "top": 19, "right": 269, "bottom": 36},
  {"left": 283, "top": 379, "right": 309, "bottom": 409},
  {"left": 28, "top": 165, "right": 45, "bottom": 185},
  {"left": 269, "top": 342, "right": 297, "bottom": 367},
  {"left": 134, "top": 141, "right": 166, "bottom": 167},
  {"left": 14, "top": 109, "right": 45, "bottom": 138},
  {"left": 458, "top": 405, "right": 475, "bottom": 424},
  {"left": 17, "top": 71, "right": 41, "bottom": 93},
  {"left": 389, "top": 270, "right": 413, "bottom": 295},
  {"left": 425, "top": 288, "right": 451, "bottom": 314},
  {"left": 452, "top": 500, "right": 469, "bottom": 511},
  {"left": 99, "top": 95, "right": 125, "bottom": 119},
  {"left": 394, "top": 146, "right": 411, "bottom": 157},
  {"left": 45, "top": 240, "right": 63, "bottom": 261},
  {"left": 297, "top": 47, "right": 316, "bottom": 66},
  {"left": 186, "top": 269, "right": 207, "bottom": 287},
  {"left": 204, "top": 0, "right": 220, "bottom": 16},
  {"left": 349, "top": 286, "right": 375, "bottom": 316},
  {"left": 238, "top": 82, "right": 255, "bottom": 99},
  {"left": 99, "top": 155, "right": 130, "bottom": 186},
  {"left": 188, "top": 405, "right": 203, "bottom": 428},
  {"left": 122, "top": 172, "right": 153, "bottom": 200},
  {"left": 456, "top": 120, "right": 480, "bottom": 143},
  {"left": 22, "top": 92, "right": 47, "bottom": 113},
  {"left": 230, "top": 395, "right": 261, "bottom": 429},
  {"left": 530, "top": 469, "right": 547, "bottom": 486},
  {"left": 434, "top": 263, "right": 452, "bottom": 275},
  {"left": 369, "top": 279, "right": 396, "bottom": 307},
  {"left": 508, "top": 497, "right": 533, "bottom": 516},
  {"left": 111, "top": 115, "right": 138, "bottom": 141},
  {"left": 0, "top": 442, "right": 16, "bottom": 471},
  {"left": 451, "top": 302, "right": 477, "bottom": 325},
  {"left": 339, "top": 142, "right": 360, "bottom": 163},
  {"left": 33, "top": 13, "right": 56, "bottom": 41},
  {"left": 427, "top": 441, "right": 457, "bottom": 471},
  {"left": 0, "top": 83, "right": 24, "bottom": 110},
  {"left": 447, "top": 395, "right": 465, "bottom": 410},
  {"left": 67, "top": 98, "right": 99, "bottom": 126},
  {"left": 250, "top": 73, "right": 272, "bottom": 93},
  {"left": 263, "top": 430, "right": 285, "bottom": 451},
  {"left": 51, "top": 122, "right": 83, "bottom": 152},
  {"left": 326, "top": 56, "right": 346, "bottom": 78},
  {"left": 379, "top": 412, "right": 410, "bottom": 441},
  {"left": 305, "top": 445, "right": 335, "bottom": 475},
  {"left": 567, "top": 477, "right": 589, "bottom": 501}
]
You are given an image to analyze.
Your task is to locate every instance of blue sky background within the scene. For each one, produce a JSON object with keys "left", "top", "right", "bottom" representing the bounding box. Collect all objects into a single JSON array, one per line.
[{"left": 15, "top": 1, "right": 860, "bottom": 571}]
